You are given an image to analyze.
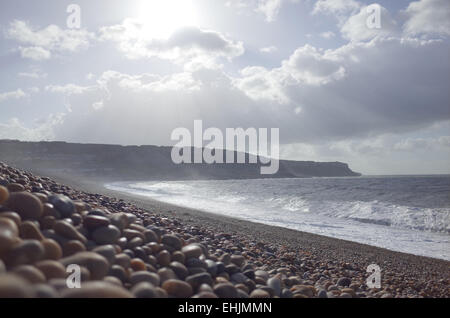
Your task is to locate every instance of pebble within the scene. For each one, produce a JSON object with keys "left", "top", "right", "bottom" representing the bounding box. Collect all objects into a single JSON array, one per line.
[
  {"left": 230, "top": 255, "right": 245, "bottom": 267},
  {"left": 33, "top": 284, "right": 58, "bottom": 298},
  {"left": 0, "top": 274, "right": 33, "bottom": 298},
  {"left": 213, "top": 283, "right": 238, "bottom": 298},
  {"left": 12, "top": 265, "right": 46, "bottom": 284},
  {"left": 19, "top": 221, "right": 45, "bottom": 241},
  {"left": 92, "top": 225, "right": 120, "bottom": 245},
  {"left": 250, "top": 289, "right": 270, "bottom": 298},
  {"left": 162, "top": 279, "right": 193, "bottom": 298},
  {"left": 129, "top": 271, "right": 160, "bottom": 286},
  {"left": 92, "top": 245, "right": 116, "bottom": 265},
  {"left": 267, "top": 277, "right": 281, "bottom": 297},
  {"left": 157, "top": 250, "right": 171, "bottom": 266},
  {"left": 60, "top": 252, "right": 109, "bottom": 280},
  {"left": 35, "top": 260, "right": 66, "bottom": 280},
  {"left": 41, "top": 238, "right": 62, "bottom": 260},
  {"left": 6, "top": 192, "right": 43, "bottom": 220},
  {"left": 0, "top": 186, "right": 9, "bottom": 204},
  {"left": 83, "top": 215, "right": 110, "bottom": 230},
  {"left": 231, "top": 272, "right": 248, "bottom": 284},
  {"left": 54, "top": 220, "right": 87, "bottom": 243},
  {"left": 61, "top": 281, "right": 133, "bottom": 298},
  {"left": 337, "top": 277, "right": 352, "bottom": 287},
  {"left": 6, "top": 183, "right": 24, "bottom": 192},
  {"left": 161, "top": 234, "right": 182, "bottom": 250},
  {"left": 169, "top": 261, "right": 189, "bottom": 280},
  {"left": 3, "top": 239, "right": 45, "bottom": 267},
  {"left": 186, "top": 272, "right": 213, "bottom": 289},
  {"left": 48, "top": 195, "right": 75, "bottom": 218},
  {"left": 132, "top": 282, "right": 160, "bottom": 298},
  {"left": 181, "top": 244, "right": 203, "bottom": 259}
]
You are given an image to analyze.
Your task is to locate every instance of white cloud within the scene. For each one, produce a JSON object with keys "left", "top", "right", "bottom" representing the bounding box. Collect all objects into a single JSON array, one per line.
[
  {"left": 0, "top": 89, "right": 27, "bottom": 103},
  {"left": 256, "top": 0, "right": 284, "bottom": 22},
  {"left": 312, "top": 0, "right": 360, "bottom": 16},
  {"left": 233, "top": 66, "right": 290, "bottom": 103},
  {"left": 45, "top": 84, "right": 91, "bottom": 95},
  {"left": 320, "top": 31, "right": 336, "bottom": 39},
  {"left": 18, "top": 46, "right": 51, "bottom": 60},
  {"left": 99, "top": 20, "right": 244, "bottom": 68},
  {"left": 340, "top": 4, "right": 399, "bottom": 42},
  {"left": 226, "top": 0, "right": 298, "bottom": 22},
  {"left": 403, "top": 0, "right": 450, "bottom": 36},
  {"left": 260, "top": 46, "right": 278, "bottom": 53},
  {"left": 18, "top": 70, "right": 48, "bottom": 79},
  {"left": 0, "top": 116, "right": 62, "bottom": 141},
  {"left": 281, "top": 44, "right": 346, "bottom": 85},
  {"left": 6, "top": 20, "right": 94, "bottom": 60}
]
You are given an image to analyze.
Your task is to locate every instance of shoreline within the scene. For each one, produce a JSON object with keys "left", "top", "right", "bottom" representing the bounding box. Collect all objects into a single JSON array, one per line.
[{"left": 46, "top": 173, "right": 450, "bottom": 280}]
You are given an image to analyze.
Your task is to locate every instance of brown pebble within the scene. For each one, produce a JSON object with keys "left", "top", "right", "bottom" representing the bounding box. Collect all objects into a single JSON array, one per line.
[
  {"left": 60, "top": 252, "right": 109, "bottom": 280},
  {"left": 0, "top": 274, "right": 33, "bottom": 298},
  {"left": 61, "top": 281, "right": 133, "bottom": 298},
  {"left": 20, "top": 221, "right": 45, "bottom": 241},
  {"left": 3, "top": 239, "right": 45, "bottom": 267},
  {"left": 130, "top": 258, "right": 146, "bottom": 271},
  {"left": 0, "top": 186, "right": 9, "bottom": 204},
  {"left": 35, "top": 260, "right": 66, "bottom": 280},
  {"left": 0, "top": 212, "right": 22, "bottom": 227},
  {"left": 250, "top": 289, "right": 270, "bottom": 298},
  {"left": 6, "top": 192, "right": 43, "bottom": 220},
  {"left": 6, "top": 183, "right": 25, "bottom": 193},
  {"left": 43, "top": 203, "right": 61, "bottom": 219},
  {"left": 84, "top": 215, "right": 110, "bottom": 230},
  {"left": 63, "top": 240, "right": 86, "bottom": 256},
  {"left": 0, "top": 217, "right": 20, "bottom": 255},
  {"left": 42, "top": 238, "right": 63, "bottom": 260},
  {"left": 162, "top": 279, "right": 193, "bottom": 298},
  {"left": 12, "top": 265, "right": 46, "bottom": 284},
  {"left": 157, "top": 250, "right": 171, "bottom": 266},
  {"left": 53, "top": 220, "right": 87, "bottom": 244},
  {"left": 181, "top": 244, "right": 203, "bottom": 259}
]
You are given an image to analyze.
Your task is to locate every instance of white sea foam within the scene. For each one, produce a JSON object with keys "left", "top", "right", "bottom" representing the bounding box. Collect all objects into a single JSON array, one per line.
[{"left": 106, "top": 176, "right": 450, "bottom": 260}]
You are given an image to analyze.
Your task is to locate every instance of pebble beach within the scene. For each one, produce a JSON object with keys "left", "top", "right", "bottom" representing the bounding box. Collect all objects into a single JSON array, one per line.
[{"left": 0, "top": 162, "right": 449, "bottom": 298}]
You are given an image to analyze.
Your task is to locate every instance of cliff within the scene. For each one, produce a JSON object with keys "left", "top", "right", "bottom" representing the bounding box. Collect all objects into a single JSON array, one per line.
[{"left": 0, "top": 140, "right": 361, "bottom": 181}]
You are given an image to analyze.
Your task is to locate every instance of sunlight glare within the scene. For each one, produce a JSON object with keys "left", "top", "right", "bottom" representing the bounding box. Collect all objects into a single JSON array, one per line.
[{"left": 136, "top": 0, "right": 199, "bottom": 39}]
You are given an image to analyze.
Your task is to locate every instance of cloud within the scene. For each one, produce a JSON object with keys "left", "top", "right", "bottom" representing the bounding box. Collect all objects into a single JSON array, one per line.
[
  {"left": 18, "top": 69, "right": 48, "bottom": 79},
  {"left": 403, "top": 0, "right": 450, "bottom": 36},
  {"left": 45, "top": 84, "right": 91, "bottom": 95},
  {"left": 256, "top": 0, "right": 284, "bottom": 22},
  {"left": 394, "top": 136, "right": 450, "bottom": 151},
  {"left": 0, "top": 116, "right": 63, "bottom": 141},
  {"left": 226, "top": 0, "right": 297, "bottom": 22},
  {"left": 6, "top": 20, "right": 94, "bottom": 60},
  {"left": 99, "top": 20, "right": 244, "bottom": 68},
  {"left": 281, "top": 44, "right": 346, "bottom": 85},
  {"left": 0, "top": 89, "right": 27, "bottom": 103},
  {"left": 340, "top": 4, "right": 399, "bottom": 42},
  {"left": 319, "top": 31, "right": 336, "bottom": 39},
  {"left": 18, "top": 46, "right": 51, "bottom": 60},
  {"left": 260, "top": 46, "right": 278, "bottom": 53},
  {"left": 312, "top": 0, "right": 360, "bottom": 17}
]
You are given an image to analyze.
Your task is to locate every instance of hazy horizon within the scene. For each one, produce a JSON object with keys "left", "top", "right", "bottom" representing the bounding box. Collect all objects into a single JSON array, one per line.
[{"left": 0, "top": 0, "right": 449, "bottom": 175}]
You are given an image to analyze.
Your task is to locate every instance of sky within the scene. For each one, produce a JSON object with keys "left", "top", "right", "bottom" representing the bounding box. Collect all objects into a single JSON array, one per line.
[{"left": 0, "top": 0, "right": 449, "bottom": 175}]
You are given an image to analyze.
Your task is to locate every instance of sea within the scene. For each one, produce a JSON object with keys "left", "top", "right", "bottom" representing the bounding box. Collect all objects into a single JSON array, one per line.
[{"left": 106, "top": 175, "right": 450, "bottom": 260}]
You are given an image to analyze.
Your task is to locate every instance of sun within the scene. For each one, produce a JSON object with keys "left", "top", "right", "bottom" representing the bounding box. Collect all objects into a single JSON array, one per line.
[{"left": 136, "top": 0, "right": 199, "bottom": 39}]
